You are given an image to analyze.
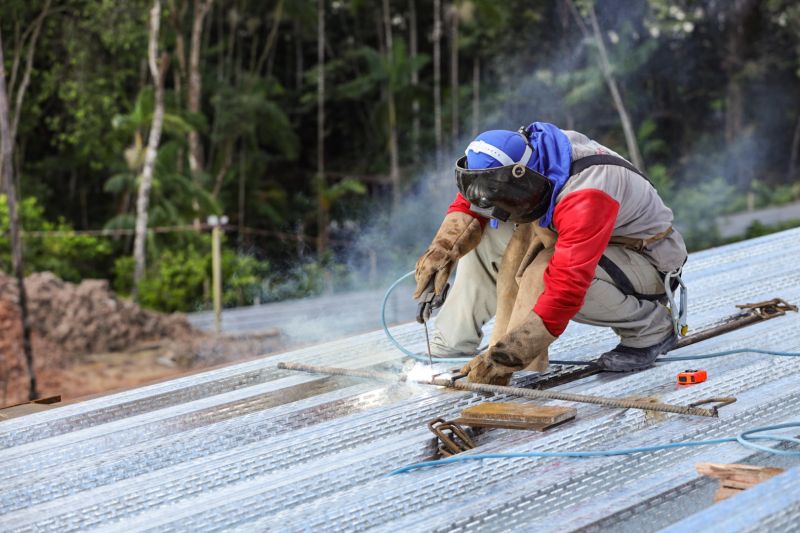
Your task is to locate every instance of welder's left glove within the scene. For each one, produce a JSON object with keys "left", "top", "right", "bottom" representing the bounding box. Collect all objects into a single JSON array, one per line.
[{"left": 460, "top": 311, "right": 556, "bottom": 385}]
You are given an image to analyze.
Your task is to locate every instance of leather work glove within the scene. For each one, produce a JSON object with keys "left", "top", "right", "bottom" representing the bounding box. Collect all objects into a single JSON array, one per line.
[
  {"left": 413, "top": 212, "right": 483, "bottom": 298},
  {"left": 460, "top": 311, "right": 556, "bottom": 385}
]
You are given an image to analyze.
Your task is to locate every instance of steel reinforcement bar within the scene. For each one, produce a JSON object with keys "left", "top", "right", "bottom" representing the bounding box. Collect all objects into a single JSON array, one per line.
[{"left": 277, "top": 362, "right": 725, "bottom": 417}]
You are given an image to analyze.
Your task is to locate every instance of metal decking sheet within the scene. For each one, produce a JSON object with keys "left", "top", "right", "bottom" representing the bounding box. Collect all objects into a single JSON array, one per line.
[{"left": 2, "top": 228, "right": 800, "bottom": 531}]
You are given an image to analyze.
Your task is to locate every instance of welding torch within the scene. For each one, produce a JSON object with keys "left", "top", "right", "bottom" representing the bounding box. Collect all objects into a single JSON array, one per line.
[{"left": 415, "top": 279, "right": 450, "bottom": 367}]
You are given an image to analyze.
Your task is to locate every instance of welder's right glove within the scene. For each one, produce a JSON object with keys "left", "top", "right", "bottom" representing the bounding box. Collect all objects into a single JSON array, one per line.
[
  {"left": 458, "top": 350, "right": 517, "bottom": 386},
  {"left": 460, "top": 311, "right": 556, "bottom": 385},
  {"left": 413, "top": 212, "right": 483, "bottom": 298}
]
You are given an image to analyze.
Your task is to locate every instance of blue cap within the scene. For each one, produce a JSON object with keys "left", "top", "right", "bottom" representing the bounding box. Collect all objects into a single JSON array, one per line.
[{"left": 466, "top": 129, "right": 531, "bottom": 169}]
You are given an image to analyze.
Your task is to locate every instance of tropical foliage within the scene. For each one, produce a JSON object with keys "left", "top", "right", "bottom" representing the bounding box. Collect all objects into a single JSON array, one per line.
[{"left": 2, "top": 0, "right": 800, "bottom": 311}]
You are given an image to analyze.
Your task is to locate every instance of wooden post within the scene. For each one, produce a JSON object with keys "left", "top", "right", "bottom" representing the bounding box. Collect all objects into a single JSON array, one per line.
[{"left": 209, "top": 216, "right": 224, "bottom": 334}]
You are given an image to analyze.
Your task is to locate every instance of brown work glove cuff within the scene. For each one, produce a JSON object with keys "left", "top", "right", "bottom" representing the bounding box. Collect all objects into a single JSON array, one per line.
[
  {"left": 459, "top": 352, "right": 517, "bottom": 386},
  {"left": 489, "top": 311, "right": 556, "bottom": 373},
  {"left": 413, "top": 212, "right": 483, "bottom": 298}
]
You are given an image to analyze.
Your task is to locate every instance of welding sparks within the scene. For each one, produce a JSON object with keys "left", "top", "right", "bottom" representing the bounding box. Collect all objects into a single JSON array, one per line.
[{"left": 405, "top": 361, "right": 455, "bottom": 384}]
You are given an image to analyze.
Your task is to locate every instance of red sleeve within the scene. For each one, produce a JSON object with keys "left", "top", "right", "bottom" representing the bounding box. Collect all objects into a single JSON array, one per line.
[
  {"left": 447, "top": 193, "right": 488, "bottom": 228},
  {"left": 534, "top": 189, "right": 619, "bottom": 336}
]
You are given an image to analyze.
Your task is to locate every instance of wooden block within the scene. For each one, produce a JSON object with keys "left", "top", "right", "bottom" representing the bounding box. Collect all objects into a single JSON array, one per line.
[
  {"left": 696, "top": 463, "right": 785, "bottom": 502},
  {"left": 455, "top": 402, "right": 576, "bottom": 431},
  {"left": 714, "top": 487, "right": 744, "bottom": 503},
  {"left": 696, "top": 463, "right": 784, "bottom": 484}
]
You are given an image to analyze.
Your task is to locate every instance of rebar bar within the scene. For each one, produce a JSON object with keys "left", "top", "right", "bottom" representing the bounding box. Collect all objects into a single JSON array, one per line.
[
  {"left": 433, "top": 378, "right": 724, "bottom": 417},
  {"left": 278, "top": 362, "right": 724, "bottom": 417},
  {"left": 676, "top": 298, "right": 797, "bottom": 349}
]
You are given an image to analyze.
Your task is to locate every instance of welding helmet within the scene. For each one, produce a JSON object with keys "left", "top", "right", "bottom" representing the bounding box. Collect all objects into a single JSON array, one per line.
[{"left": 455, "top": 127, "right": 553, "bottom": 223}]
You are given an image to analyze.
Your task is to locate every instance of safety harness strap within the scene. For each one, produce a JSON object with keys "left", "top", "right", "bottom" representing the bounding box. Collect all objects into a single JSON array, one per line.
[
  {"left": 569, "top": 154, "right": 652, "bottom": 184},
  {"left": 597, "top": 255, "right": 664, "bottom": 302},
  {"left": 608, "top": 227, "right": 674, "bottom": 253},
  {"left": 569, "top": 154, "right": 671, "bottom": 252}
]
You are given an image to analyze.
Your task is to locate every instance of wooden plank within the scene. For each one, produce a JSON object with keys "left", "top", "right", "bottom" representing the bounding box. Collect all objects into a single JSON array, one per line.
[
  {"left": 714, "top": 487, "right": 743, "bottom": 503},
  {"left": 696, "top": 462, "right": 785, "bottom": 502},
  {"left": 696, "top": 463, "right": 784, "bottom": 484},
  {"left": 0, "top": 402, "right": 54, "bottom": 421},
  {"left": 0, "top": 394, "right": 62, "bottom": 420},
  {"left": 455, "top": 402, "right": 576, "bottom": 431}
]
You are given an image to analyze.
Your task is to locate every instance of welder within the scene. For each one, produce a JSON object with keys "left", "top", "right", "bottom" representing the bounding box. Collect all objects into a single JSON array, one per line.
[{"left": 413, "top": 123, "right": 687, "bottom": 385}]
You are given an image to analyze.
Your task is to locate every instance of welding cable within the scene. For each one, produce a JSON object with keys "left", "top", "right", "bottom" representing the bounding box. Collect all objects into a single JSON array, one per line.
[
  {"left": 381, "top": 271, "right": 592, "bottom": 365},
  {"left": 381, "top": 271, "right": 462, "bottom": 361},
  {"left": 656, "top": 348, "right": 800, "bottom": 362},
  {"left": 383, "top": 272, "right": 800, "bottom": 366},
  {"left": 388, "top": 421, "right": 800, "bottom": 475}
]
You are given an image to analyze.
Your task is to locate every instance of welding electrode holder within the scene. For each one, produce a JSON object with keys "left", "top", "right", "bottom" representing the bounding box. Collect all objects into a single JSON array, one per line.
[{"left": 416, "top": 281, "right": 450, "bottom": 324}]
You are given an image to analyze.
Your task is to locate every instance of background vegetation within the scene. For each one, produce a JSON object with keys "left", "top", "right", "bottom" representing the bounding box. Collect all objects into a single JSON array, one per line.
[{"left": 2, "top": 0, "right": 800, "bottom": 313}]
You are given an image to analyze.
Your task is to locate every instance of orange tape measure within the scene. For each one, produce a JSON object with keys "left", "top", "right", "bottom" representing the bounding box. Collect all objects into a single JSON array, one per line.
[{"left": 677, "top": 369, "right": 707, "bottom": 385}]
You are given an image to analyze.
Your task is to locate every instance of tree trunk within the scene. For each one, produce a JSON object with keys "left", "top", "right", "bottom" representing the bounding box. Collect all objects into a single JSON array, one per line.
[
  {"left": 433, "top": 0, "right": 443, "bottom": 170},
  {"left": 238, "top": 148, "right": 245, "bottom": 247},
  {"left": 559, "top": 0, "right": 576, "bottom": 131},
  {"left": 585, "top": 2, "right": 643, "bottom": 170},
  {"left": 10, "top": 0, "right": 50, "bottom": 142},
  {"left": 383, "top": 0, "right": 401, "bottom": 208},
  {"left": 471, "top": 56, "right": 480, "bottom": 137},
  {"left": 295, "top": 19, "right": 303, "bottom": 91},
  {"left": 316, "top": 0, "right": 327, "bottom": 255},
  {"left": 449, "top": 2, "right": 459, "bottom": 150},
  {"left": 409, "top": 0, "right": 420, "bottom": 163},
  {"left": 0, "top": 28, "right": 37, "bottom": 400},
  {"left": 255, "top": 0, "right": 284, "bottom": 76},
  {"left": 723, "top": 0, "right": 759, "bottom": 189},
  {"left": 133, "top": 0, "right": 169, "bottom": 299},
  {"left": 187, "top": 0, "right": 213, "bottom": 176},
  {"left": 788, "top": 114, "right": 800, "bottom": 181},
  {"left": 211, "top": 140, "right": 233, "bottom": 198},
  {"left": 168, "top": 0, "right": 188, "bottom": 107}
]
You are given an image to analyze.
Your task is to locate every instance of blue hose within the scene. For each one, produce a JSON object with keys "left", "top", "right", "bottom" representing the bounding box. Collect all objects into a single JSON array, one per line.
[
  {"left": 380, "top": 271, "right": 589, "bottom": 365},
  {"left": 381, "top": 271, "right": 473, "bottom": 364},
  {"left": 388, "top": 421, "right": 800, "bottom": 475},
  {"left": 382, "top": 273, "right": 800, "bottom": 476},
  {"left": 382, "top": 271, "right": 800, "bottom": 366},
  {"left": 657, "top": 348, "right": 800, "bottom": 362}
]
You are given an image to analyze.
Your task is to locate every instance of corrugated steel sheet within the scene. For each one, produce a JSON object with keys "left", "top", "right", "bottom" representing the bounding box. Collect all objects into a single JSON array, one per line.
[{"left": 2, "top": 228, "right": 800, "bottom": 532}]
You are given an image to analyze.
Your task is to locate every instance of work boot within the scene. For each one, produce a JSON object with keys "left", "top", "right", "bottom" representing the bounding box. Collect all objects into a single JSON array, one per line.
[{"left": 596, "top": 331, "right": 678, "bottom": 372}]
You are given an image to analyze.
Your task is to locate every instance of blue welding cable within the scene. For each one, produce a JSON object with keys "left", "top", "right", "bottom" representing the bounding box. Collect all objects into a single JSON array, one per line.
[
  {"left": 381, "top": 271, "right": 588, "bottom": 365},
  {"left": 388, "top": 421, "right": 800, "bottom": 475},
  {"left": 382, "top": 272, "right": 800, "bottom": 366},
  {"left": 381, "top": 270, "right": 473, "bottom": 364},
  {"left": 657, "top": 348, "right": 800, "bottom": 362}
]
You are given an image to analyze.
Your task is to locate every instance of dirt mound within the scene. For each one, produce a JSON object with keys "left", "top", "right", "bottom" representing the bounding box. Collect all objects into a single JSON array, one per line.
[
  {"left": 0, "top": 272, "right": 291, "bottom": 407},
  {"left": 0, "top": 272, "right": 199, "bottom": 405},
  {"left": 0, "top": 272, "right": 194, "bottom": 355}
]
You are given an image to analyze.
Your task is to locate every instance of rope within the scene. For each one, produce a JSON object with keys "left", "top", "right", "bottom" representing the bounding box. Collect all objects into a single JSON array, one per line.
[{"left": 388, "top": 421, "right": 800, "bottom": 475}]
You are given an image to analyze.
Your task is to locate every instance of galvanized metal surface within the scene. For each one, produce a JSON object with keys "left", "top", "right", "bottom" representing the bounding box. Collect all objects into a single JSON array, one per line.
[
  {"left": 3, "top": 228, "right": 800, "bottom": 531},
  {"left": 660, "top": 463, "right": 800, "bottom": 533},
  {"left": 188, "top": 287, "right": 416, "bottom": 340}
]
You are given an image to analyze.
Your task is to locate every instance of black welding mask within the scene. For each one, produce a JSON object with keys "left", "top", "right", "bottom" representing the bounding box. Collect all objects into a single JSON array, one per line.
[{"left": 455, "top": 128, "right": 554, "bottom": 223}]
